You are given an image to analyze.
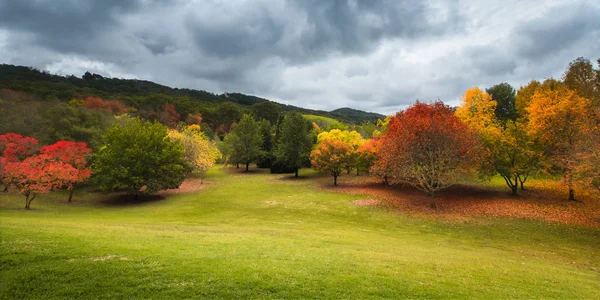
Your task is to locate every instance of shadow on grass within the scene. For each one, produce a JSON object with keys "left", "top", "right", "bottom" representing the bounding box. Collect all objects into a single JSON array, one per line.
[{"left": 97, "top": 194, "right": 167, "bottom": 207}]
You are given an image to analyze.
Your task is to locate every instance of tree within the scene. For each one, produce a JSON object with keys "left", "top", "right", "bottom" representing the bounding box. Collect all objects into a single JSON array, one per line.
[
  {"left": 93, "top": 118, "right": 188, "bottom": 197},
  {"left": 310, "top": 138, "right": 352, "bottom": 186},
  {"left": 3, "top": 154, "right": 77, "bottom": 209},
  {"left": 381, "top": 102, "right": 481, "bottom": 208},
  {"left": 563, "top": 57, "right": 598, "bottom": 103},
  {"left": 251, "top": 101, "right": 282, "bottom": 125},
  {"left": 486, "top": 83, "right": 517, "bottom": 123},
  {"left": 0, "top": 133, "right": 39, "bottom": 192},
  {"left": 168, "top": 127, "right": 221, "bottom": 177},
  {"left": 159, "top": 103, "right": 181, "bottom": 127},
  {"left": 224, "top": 115, "right": 263, "bottom": 172},
  {"left": 526, "top": 79, "right": 593, "bottom": 200},
  {"left": 356, "top": 138, "right": 380, "bottom": 175},
  {"left": 456, "top": 88, "right": 539, "bottom": 195},
  {"left": 217, "top": 102, "right": 243, "bottom": 132},
  {"left": 40, "top": 141, "right": 93, "bottom": 202},
  {"left": 274, "top": 112, "right": 315, "bottom": 177},
  {"left": 515, "top": 80, "right": 541, "bottom": 121},
  {"left": 316, "top": 129, "right": 365, "bottom": 175},
  {"left": 256, "top": 119, "right": 274, "bottom": 168}
]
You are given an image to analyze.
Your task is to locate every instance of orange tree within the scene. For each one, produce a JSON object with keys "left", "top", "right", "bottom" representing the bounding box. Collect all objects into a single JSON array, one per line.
[
  {"left": 0, "top": 133, "right": 39, "bottom": 192},
  {"left": 380, "top": 101, "right": 481, "bottom": 207},
  {"left": 526, "top": 79, "right": 594, "bottom": 200},
  {"left": 310, "top": 138, "right": 352, "bottom": 186}
]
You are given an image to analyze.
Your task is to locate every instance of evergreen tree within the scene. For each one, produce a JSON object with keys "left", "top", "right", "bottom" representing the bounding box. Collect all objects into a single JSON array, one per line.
[{"left": 274, "top": 113, "right": 315, "bottom": 177}]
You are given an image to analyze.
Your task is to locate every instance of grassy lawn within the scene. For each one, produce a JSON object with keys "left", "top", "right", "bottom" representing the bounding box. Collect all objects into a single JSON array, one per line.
[{"left": 1, "top": 166, "right": 599, "bottom": 299}]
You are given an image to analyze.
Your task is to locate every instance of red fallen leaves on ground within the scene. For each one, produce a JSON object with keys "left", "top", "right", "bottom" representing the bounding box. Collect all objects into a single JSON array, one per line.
[{"left": 331, "top": 175, "right": 600, "bottom": 227}]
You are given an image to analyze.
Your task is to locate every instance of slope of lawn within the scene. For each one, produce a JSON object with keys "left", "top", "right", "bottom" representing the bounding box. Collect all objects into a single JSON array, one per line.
[{"left": 1, "top": 166, "right": 599, "bottom": 299}]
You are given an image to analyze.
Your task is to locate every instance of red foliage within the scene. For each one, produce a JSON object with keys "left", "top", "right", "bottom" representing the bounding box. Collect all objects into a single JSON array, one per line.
[
  {"left": 186, "top": 113, "right": 203, "bottom": 125},
  {"left": 159, "top": 104, "right": 181, "bottom": 127},
  {"left": 3, "top": 154, "right": 78, "bottom": 209},
  {"left": 378, "top": 102, "right": 481, "bottom": 203},
  {"left": 83, "top": 96, "right": 128, "bottom": 114},
  {"left": 0, "top": 133, "right": 39, "bottom": 162},
  {"left": 40, "top": 141, "right": 92, "bottom": 201}
]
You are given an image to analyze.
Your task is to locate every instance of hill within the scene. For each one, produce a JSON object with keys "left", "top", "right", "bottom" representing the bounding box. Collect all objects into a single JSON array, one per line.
[
  {"left": 330, "top": 107, "right": 385, "bottom": 123},
  {"left": 0, "top": 64, "right": 382, "bottom": 124}
]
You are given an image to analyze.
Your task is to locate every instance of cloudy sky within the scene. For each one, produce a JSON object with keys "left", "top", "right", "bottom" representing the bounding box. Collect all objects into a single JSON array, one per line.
[{"left": 0, "top": 0, "right": 598, "bottom": 114}]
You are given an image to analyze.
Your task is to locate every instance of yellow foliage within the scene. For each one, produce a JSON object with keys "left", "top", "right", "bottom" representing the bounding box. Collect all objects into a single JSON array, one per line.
[
  {"left": 456, "top": 87, "right": 501, "bottom": 141},
  {"left": 168, "top": 128, "right": 221, "bottom": 176}
]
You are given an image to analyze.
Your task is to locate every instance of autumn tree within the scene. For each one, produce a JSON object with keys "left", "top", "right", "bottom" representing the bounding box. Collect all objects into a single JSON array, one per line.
[
  {"left": 168, "top": 127, "right": 221, "bottom": 177},
  {"left": 40, "top": 141, "right": 92, "bottom": 202},
  {"left": 382, "top": 102, "right": 481, "bottom": 207},
  {"left": 274, "top": 112, "right": 315, "bottom": 177},
  {"left": 3, "top": 154, "right": 77, "bottom": 209},
  {"left": 356, "top": 138, "right": 380, "bottom": 175},
  {"left": 316, "top": 129, "right": 365, "bottom": 175},
  {"left": 515, "top": 80, "right": 541, "bottom": 121},
  {"left": 224, "top": 115, "right": 263, "bottom": 172},
  {"left": 0, "top": 133, "right": 39, "bottom": 192},
  {"left": 486, "top": 83, "right": 517, "bottom": 123},
  {"left": 159, "top": 104, "right": 181, "bottom": 127},
  {"left": 93, "top": 118, "right": 188, "bottom": 197},
  {"left": 310, "top": 138, "right": 352, "bottom": 185},
  {"left": 456, "top": 87, "right": 539, "bottom": 195},
  {"left": 527, "top": 79, "right": 594, "bottom": 200}
]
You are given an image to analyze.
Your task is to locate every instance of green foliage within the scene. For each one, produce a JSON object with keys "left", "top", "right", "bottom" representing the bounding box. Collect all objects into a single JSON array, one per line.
[
  {"left": 330, "top": 107, "right": 385, "bottom": 124},
  {"left": 93, "top": 118, "right": 188, "bottom": 195},
  {"left": 223, "top": 115, "right": 263, "bottom": 171},
  {"left": 250, "top": 101, "right": 281, "bottom": 125},
  {"left": 256, "top": 119, "right": 274, "bottom": 168},
  {"left": 303, "top": 114, "right": 347, "bottom": 131},
  {"left": 486, "top": 83, "right": 517, "bottom": 123},
  {"left": 274, "top": 112, "right": 315, "bottom": 176}
]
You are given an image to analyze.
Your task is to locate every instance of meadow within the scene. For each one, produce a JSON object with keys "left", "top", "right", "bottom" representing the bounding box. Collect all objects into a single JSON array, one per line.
[{"left": 1, "top": 166, "right": 599, "bottom": 299}]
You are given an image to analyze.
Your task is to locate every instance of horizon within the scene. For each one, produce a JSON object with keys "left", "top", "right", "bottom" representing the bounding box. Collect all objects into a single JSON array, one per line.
[{"left": 1, "top": 0, "right": 598, "bottom": 114}]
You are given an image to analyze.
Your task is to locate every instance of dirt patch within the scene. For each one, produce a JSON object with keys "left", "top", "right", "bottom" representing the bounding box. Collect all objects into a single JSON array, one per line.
[
  {"left": 353, "top": 199, "right": 381, "bottom": 206},
  {"left": 87, "top": 255, "right": 129, "bottom": 262},
  {"left": 158, "top": 177, "right": 206, "bottom": 195}
]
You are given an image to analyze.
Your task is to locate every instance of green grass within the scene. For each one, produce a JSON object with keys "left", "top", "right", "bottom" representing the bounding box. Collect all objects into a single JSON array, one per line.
[{"left": 1, "top": 167, "right": 599, "bottom": 299}]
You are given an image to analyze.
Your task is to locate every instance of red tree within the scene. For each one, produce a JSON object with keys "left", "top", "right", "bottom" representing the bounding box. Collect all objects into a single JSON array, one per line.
[
  {"left": 379, "top": 102, "right": 482, "bottom": 208},
  {"left": 4, "top": 154, "right": 77, "bottom": 209},
  {"left": 40, "top": 141, "right": 92, "bottom": 202},
  {"left": 159, "top": 104, "right": 181, "bottom": 127},
  {"left": 0, "top": 133, "right": 39, "bottom": 192}
]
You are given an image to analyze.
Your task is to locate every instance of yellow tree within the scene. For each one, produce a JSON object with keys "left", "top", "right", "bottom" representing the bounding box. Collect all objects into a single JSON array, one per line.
[
  {"left": 457, "top": 87, "right": 538, "bottom": 195},
  {"left": 527, "top": 79, "right": 593, "bottom": 200},
  {"left": 168, "top": 127, "right": 221, "bottom": 178},
  {"left": 515, "top": 80, "right": 541, "bottom": 121},
  {"left": 310, "top": 138, "right": 352, "bottom": 185},
  {"left": 317, "top": 129, "right": 365, "bottom": 174}
]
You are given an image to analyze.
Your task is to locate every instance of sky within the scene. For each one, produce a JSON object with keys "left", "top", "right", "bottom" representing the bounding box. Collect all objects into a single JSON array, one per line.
[{"left": 0, "top": 0, "right": 598, "bottom": 114}]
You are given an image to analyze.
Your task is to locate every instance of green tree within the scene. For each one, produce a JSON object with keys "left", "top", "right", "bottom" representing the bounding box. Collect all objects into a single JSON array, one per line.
[
  {"left": 251, "top": 101, "right": 282, "bottom": 125},
  {"left": 93, "top": 118, "right": 188, "bottom": 197},
  {"left": 256, "top": 119, "right": 274, "bottom": 168},
  {"left": 486, "top": 83, "right": 517, "bottom": 123},
  {"left": 224, "top": 115, "right": 263, "bottom": 172},
  {"left": 274, "top": 112, "right": 315, "bottom": 177}
]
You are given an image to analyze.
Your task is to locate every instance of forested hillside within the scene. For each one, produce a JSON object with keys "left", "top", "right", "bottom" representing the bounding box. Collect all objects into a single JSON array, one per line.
[{"left": 0, "top": 64, "right": 383, "bottom": 125}]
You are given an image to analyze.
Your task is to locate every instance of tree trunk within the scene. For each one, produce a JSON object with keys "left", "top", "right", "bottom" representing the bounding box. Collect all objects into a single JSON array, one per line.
[
  {"left": 25, "top": 192, "right": 36, "bottom": 210},
  {"left": 333, "top": 175, "right": 338, "bottom": 186},
  {"left": 511, "top": 185, "right": 518, "bottom": 196},
  {"left": 518, "top": 174, "right": 528, "bottom": 191},
  {"left": 566, "top": 171, "right": 575, "bottom": 201},
  {"left": 568, "top": 188, "right": 575, "bottom": 201},
  {"left": 383, "top": 176, "right": 388, "bottom": 185},
  {"left": 356, "top": 168, "right": 359, "bottom": 176},
  {"left": 429, "top": 192, "right": 437, "bottom": 209},
  {"left": 347, "top": 169, "right": 350, "bottom": 175},
  {"left": 2, "top": 185, "right": 7, "bottom": 192},
  {"left": 295, "top": 168, "right": 299, "bottom": 178},
  {"left": 68, "top": 189, "right": 74, "bottom": 203},
  {"left": 236, "top": 163, "right": 239, "bottom": 169},
  {"left": 245, "top": 163, "right": 249, "bottom": 172}
]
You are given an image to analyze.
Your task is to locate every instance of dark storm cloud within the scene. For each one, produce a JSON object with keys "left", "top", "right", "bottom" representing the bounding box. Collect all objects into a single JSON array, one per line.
[{"left": 0, "top": 0, "right": 598, "bottom": 114}]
